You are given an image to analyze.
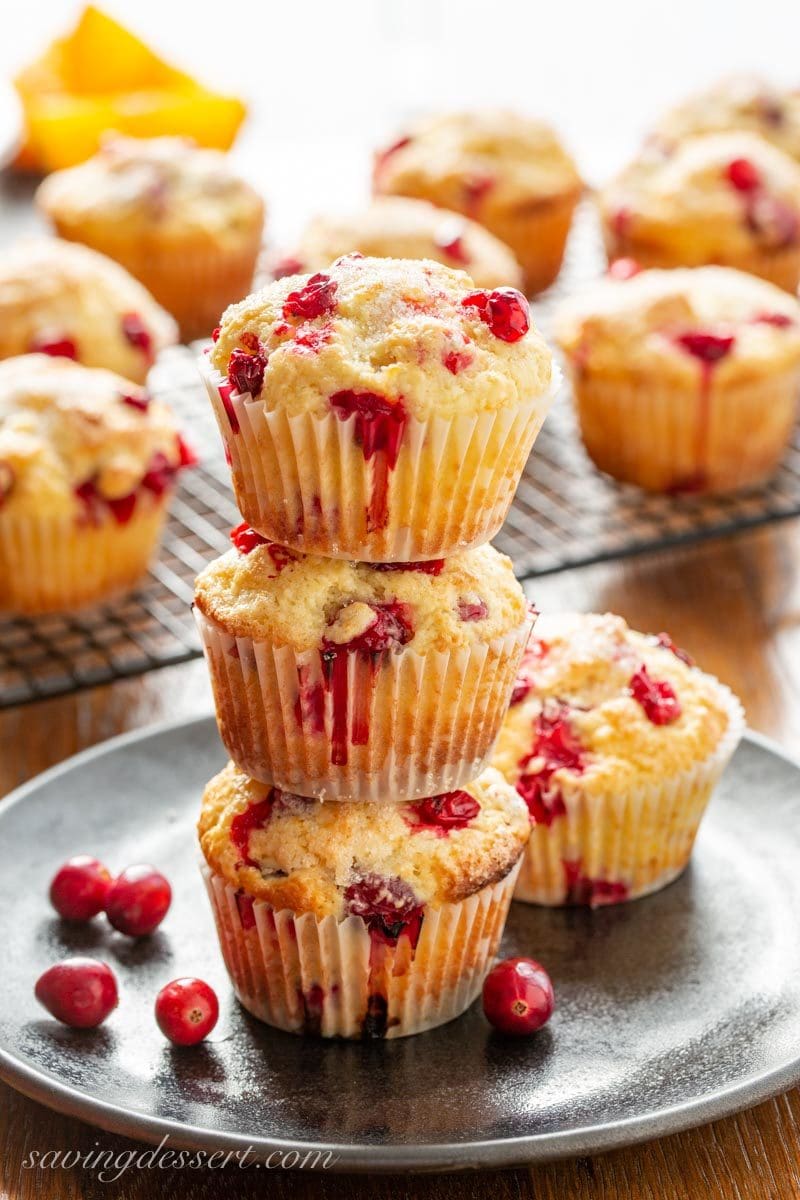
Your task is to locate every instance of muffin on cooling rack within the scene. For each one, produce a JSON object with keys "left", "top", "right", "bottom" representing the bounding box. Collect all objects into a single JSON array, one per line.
[
  {"left": 194, "top": 536, "right": 533, "bottom": 801},
  {"left": 650, "top": 75, "right": 800, "bottom": 162},
  {"left": 0, "top": 355, "right": 194, "bottom": 613},
  {"left": 599, "top": 132, "right": 800, "bottom": 292},
  {"left": 205, "top": 254, "right": 556, "bottom": 561},
  {"left": 272, "top": 196, "right": 523, "bottom": 290},
  {"left": 0, "top": 238, "right": 176, "bottom": 384},
  {"left": 554, "top": 265, "right": 800, "bottom": 493},
  {"left": 372, "top": 110, "right": 582, "bottom": 293},
  {"left": 491, "top": 612, "right": 744, "bottom": 907},
  {"left": 199, "top": 760, "right": 529, "bottom": 1038},
  {"left": 37, "top": 135, "right": 265, "bottom": 341}
]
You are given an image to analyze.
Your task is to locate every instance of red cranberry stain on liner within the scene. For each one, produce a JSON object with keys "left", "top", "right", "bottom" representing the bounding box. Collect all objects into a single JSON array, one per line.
[
  {"left": 510, "top": 639, "right": 550, "bottom": 706},
  {"left": 673, "top": 329, "right": 736, "bottom": 491},
  {"left": 321, "top": 601, "right": 413, "bottom": 766},
  {"left": 563, "top": 859, "right": 629, "bottom": 907},
  {"left": 293, "top": 665, "right": 326, "bottom": 734},
  {"left": 329, "top": 391, "right": 408, "bottom": 533}
]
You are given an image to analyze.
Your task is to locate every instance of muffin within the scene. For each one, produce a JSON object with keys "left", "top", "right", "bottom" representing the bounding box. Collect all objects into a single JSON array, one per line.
[
  {"left": 204, "top": 254, "right": 556, "bottom": 561},
  {"left": 599, "top": 132, "right": 800, "bottom": 291},
  {"left": 195, "top": 537, "right": 533, "bottom": 801},
  {"left": 36, "top": 135, "right": 265, "bottom": 341},
  {"left": 651, "top": 75, "right": 800, "bottom": 162},
  {"left": 491, "top": 613, "right": 744, "bottom": 907},
  {"left": 0, "top": 355, "right": 194, "bottom": 613},
  {"left": 554, "top": 265, "right": 800, "bottom": 493},
  {"left": 373, "top": 110, "right": 582, "bottom": 293},
  {"left": 0, "top": 238, "right": 177, "bottom": 383},
  {"left": 199, "top": 761, "right": 529, "bottom": 1037},
  {"left": 272, "top": 196, "right": 523, "bottom": 290}
]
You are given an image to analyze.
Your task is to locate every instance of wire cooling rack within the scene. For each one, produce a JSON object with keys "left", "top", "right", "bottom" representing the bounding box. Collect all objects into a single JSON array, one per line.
[{"left": 3, "top": 206, "right": 800, "bottom": 707}]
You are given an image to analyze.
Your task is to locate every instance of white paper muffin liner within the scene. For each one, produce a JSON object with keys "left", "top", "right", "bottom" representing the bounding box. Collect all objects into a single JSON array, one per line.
[
  {"left": 201, "top": 858, "right": 521, "bottom": 1038},
  {"left": 513, "top": 685, "right": 745, "bottom": 906},
  {"left": 0, "top": 501, "right": 169, "bottom": 614},
  {"left": 195, "top": 607, "right": 533, "bottom": 801},
  {"left": 201, "top": 358, "right": 560, "bottom": 561}
]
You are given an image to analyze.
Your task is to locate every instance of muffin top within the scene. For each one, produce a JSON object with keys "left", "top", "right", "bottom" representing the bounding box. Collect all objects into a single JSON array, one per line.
[
  {"left": 0, "top": 238, "right": 177, "bottom": 384},
  {"left": 194, "top": 535, "right": 530, "bottom": 651},
  {"left": 373, "top": 110, "right": 582, "bottom": 213},
  {"left": 0, "top": 355, "right": 188, "bottom": 518},
  {"left": 275, "top": 197, "right": 523, "bottom": 291},
  {"left": 491, "top": 612, "right": 742, "bottom": 808},
  {"left": 652, "top": 76, "right": 800, "bottom": 162},
  {"left": 37, "top": 135, "right": 265, "bottom": 242},
  {"left": 199, "top": 761, "right": 529, "bottom": 918},
  {"left": 600, "top": 132, "right": 800, "bottom": 260},
  {"left": 209, "top": 254, "right": 552, "bottom": 420},
  {"left": 554, "top": 265, "right": 800, "bottom": 384}
]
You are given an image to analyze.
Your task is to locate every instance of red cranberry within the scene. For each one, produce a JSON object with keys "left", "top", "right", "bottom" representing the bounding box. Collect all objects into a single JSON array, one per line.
[
  {"left": 272, "top": 255, "right": 304, "bottom": 280},
  {"left": 510, "top": 639, "right": 550, "bottom": 706},
  {"left": 408, "top": 790, "right": 480, "bottom": 835},
  {"left": 344, "top": 873, "right": 424, "bottom": 947},
  {"left": 230, "top": 794, "right": 276, "bottom": 868},
  {"left": 457, "top": 596, "right": 488, "bottom": 622},
  {"left": 463, "top": 174, "right": 495, "bottom": 214},
  {"left": 105, "top": 865, "right": 172, "bottom": 937},
  {"left": 140, "top": 452, "right": 176, "bottom": 497},
  {"left": 291, "top": 324, "right": 332, "bottom": 354},
  {"left": 35, "top": 958, "right": 118, "bottom": 1028},
  {"left": 482, "top": 957, "right": 554, "bottom": 1036},
  {"left": 325, "top": 601, "right": 414, "bottom": 657},
  {"left": 753, "top": 310, "right": 795, "bottom": 328},
  {"left": 121, "top": 312, "right": 153, "bottom": 359},
  {"left": 434, "top": 221, "right": 470, "bottom": 265},
  {"left": 608, "top": 257, "right": 641, "bottom": 280},
  {"left": 176, "top": 434, "right": 198, "bottom": 468},
  {"left": 675, "top": 330, "right": 736, "bottom": 363},
  {"left": 106, "top": 493, "right": 137, "bottom": 525},
  {"left": 329, "top": 390, "right": 407, "bottom": 464},
  {"left": 517, "top": 702, "right": 585, "bottom": 825},
  {"left": 211, "top": 326, "right": 221, "bottom": 342},
  {"left": 746, "top": 195, "right": 799, "bottom": 248},
  {"left": 228, "top": 344, "right": 267, "bottom": 398},
  {"left": 372, "top": 560, "right": 445, "bottom": 575},
  {"left": 155, "top": 977, "right": 219, "bottom": 1046},
  {"left": 120, "top": 392, "right": 150, "bottom": 412},
  {"left": 726, "top": 157, "right": 762, "bottom": 192},
  {"left": 563, "top": 859, "right": 629, "bottom": 906},
  {"left": 654, "top": 632, "right": 694, "bottom": 667},
  {"left": 629, "top": 666, "right": 682, "bottom": 725},
  {"left": 30, "top": 333, "right": 77, "bottom": 359},
  {"left": 283, "top": 273, "right": 338, "bottom": 320},
  {"left": 49, "top": 856, "right": 113, "bottom": 921},
  {"left": 373, "top": 135, "right": 411, "bottom": 183},
  {"left": 218, "top": 382, "right": 239, "bottom": 433},
  {"left": 230, "top": 522, "right": 268, "bottom": 554},
  {"left": 461, "top": 288, "right": 530, "bottom": 343}
]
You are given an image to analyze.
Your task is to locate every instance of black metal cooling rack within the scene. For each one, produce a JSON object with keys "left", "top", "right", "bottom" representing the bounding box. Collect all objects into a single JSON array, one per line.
[{"left": 3, "top": 206, "right": 800, "bottom": 707}]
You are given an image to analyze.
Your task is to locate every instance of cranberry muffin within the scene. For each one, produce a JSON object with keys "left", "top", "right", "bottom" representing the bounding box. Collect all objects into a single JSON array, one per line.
[
  {"left": 273, "top": 196, "right": 523, "bottom": 290},
  {"left": 373, "top": 110, "right": 582, "bottom": 293},
  {"left": 600, "top": 132, "right": 800, "bottom": 291},
  {"left": 0, "top": 355, "right": 194, "bottom": 612},
  {"left": 199, "top": 761, "right": 529, "bottom": 1037},
  {"left": 0, "top": 238, "right": 176, "bottom": 384},
  {"left": 204, "top": 254, "right": 556, "bottom": 561},
  {"left": 554, "top": 265, "right": 800, "bottom": 493},
  {"left": 37, "top": 135, "right": 265, "bottom": 340},
  {"left": 491, "top": 613, "right": 744, "bottom": 907},
  {"left": 195, "top": 536, "right": 533, "bottom": 801},
  {"left": 651, "top": 75, "right": 800, "bottom": 162}
]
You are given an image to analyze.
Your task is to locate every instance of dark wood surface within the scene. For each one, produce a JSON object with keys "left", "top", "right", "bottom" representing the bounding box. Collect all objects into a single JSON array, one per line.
[{"left": 3, "top": 521, "right": 800, "bottom": 1198}]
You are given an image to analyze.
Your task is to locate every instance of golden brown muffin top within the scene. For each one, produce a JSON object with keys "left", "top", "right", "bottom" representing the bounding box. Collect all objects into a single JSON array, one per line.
[
  {"left": 652, "top": 75, "right": 800, "bottom": 162},
  {"left": 199, "top": 761, "right": 529, "bottom": 917}
]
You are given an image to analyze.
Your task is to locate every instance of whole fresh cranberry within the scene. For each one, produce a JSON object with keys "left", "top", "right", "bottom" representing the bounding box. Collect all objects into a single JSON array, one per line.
[
  {"left": 155, "top": 977, "right": 219, "bottom": 1046},
  {"left": 49, "top": 856, "right": 113, "bottom": 921},
  {"left": 482, "top": 957, "right": 554, "bottom": 1035},
  {"left": 461, "top": 288, "right": 530, "bottom": 343},
  {"left": 34, "top": 958, "right": 118, "bottom": 1028},
  {"left": 105, "top": 865, "right": 172, "bottom": 937}
]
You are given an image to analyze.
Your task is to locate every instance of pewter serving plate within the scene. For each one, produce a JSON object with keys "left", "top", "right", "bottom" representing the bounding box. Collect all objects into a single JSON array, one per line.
[{"left": 1, "top": 715, "right": 800, "bottom": 1172}]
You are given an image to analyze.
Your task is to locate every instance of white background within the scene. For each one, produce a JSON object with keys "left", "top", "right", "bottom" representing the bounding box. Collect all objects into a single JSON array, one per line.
[{"left": 3, "top": 0, "right": 800, "bottom": 242}]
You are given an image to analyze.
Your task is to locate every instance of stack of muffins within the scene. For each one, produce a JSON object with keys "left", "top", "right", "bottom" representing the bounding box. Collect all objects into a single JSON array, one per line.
[{"left": 193, "top": 253, "right": 560, "bottom": 1038}]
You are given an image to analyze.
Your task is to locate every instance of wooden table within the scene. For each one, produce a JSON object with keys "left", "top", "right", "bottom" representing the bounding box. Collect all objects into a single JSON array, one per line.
[{"left": 3, "top": 520, "right": 800, "bottom": 1199}]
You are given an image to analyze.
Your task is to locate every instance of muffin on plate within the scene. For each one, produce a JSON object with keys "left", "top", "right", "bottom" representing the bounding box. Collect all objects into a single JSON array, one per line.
[
  {"left": 194, "top": 537, "right": 533, "bottom": 801},
  {"left": 491, "top": 612, "right": 744, "bottom": 907},
  {"left": 199, "top": 760, "right": 529, "bottom": 1038},
  {"left": 37, "top": 135, "right": 265, "bottom": 340},
  {"left": 650, "top": 75, "right": 800, "bottom": 162},
  {"left": 0, "top": 238, "right": 177, "bottom": 383},
  {"left": 373, "top": 111, "right": 582, "bottom": 293},
  {"left": 554, "top": 265, "right": 800, "bottom": 493},
  {"left": 272, "top": 196, "right": 523, "bottom": 290},
  {"left": 599, "top": 132, "right": 800, "bottom": 291},
  {"left": 205, "top": 254, "right": 556, "bottom": 561},
  {"left": 0, "top": 354, "right": 194, "bottom": 613}
]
